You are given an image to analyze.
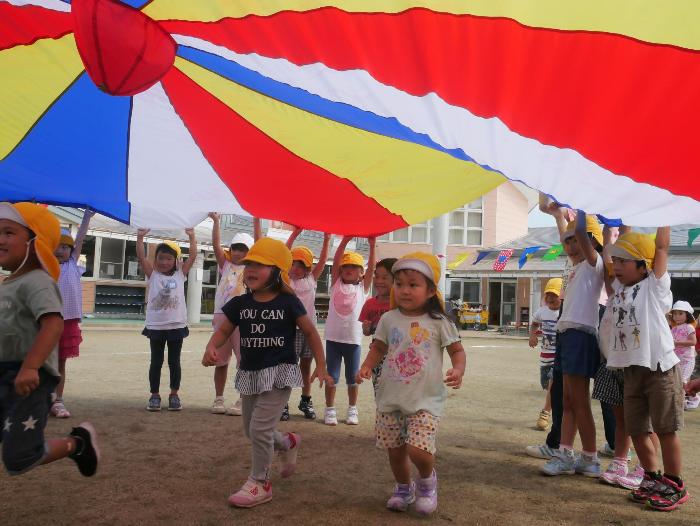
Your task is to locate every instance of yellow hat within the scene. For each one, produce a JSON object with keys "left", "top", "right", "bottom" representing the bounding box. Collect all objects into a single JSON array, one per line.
[
  {"left": 544, "top": 278, "right": 563, "bottom": 296},
  {"left": 390, "top": 252, "right": 444, "bottom": 309},
  {"left": 610, "top": 231, "right": 655, "bottom": 270},
  {"left": 341, "top": 251, "right": 364, "bottom": 268},
  {"left": 161, "top": 240, "right": 181, "bottom": 259},
  {"left": 0, "top": 202, "right": 61, "bottom": 281},
  {"left": 562, "top": 214, "right": 603, "bottom": 247},
  {"left": 291, "top": 246, "right": 314, "bottom": 268},
  {"left": 243, "top": 237, "right": 293, "bottom": 285},
  {"left": 59, "top": 228, "right": 74, "bottom": 248}
]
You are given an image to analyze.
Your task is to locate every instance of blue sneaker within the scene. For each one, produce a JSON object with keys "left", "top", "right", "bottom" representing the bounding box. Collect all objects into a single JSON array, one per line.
[
  {"left": 574, "top": 454, "right": 601, "bottom": 477},
  {"left": 541, "top": 450, "right": 575, "bottom": 476}
]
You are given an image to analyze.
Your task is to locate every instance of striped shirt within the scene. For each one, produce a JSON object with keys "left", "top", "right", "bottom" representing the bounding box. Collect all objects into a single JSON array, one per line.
[
  {"left": 235, "top": 363, "right": 303, "bottom": 396},
  {"left": 532, "top": 306, "right": 558, "bottom": 366},
  {"left": 57, "top": 256, "right": 85, "bottom": 320}
]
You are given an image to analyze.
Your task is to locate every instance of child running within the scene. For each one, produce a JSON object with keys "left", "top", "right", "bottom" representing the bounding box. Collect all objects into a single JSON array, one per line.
[
  {"left": 605, "top": 228, "right": 689, "bottom": 511},
  {"left": 359, "top": 257, "right": 397, "bottom": 394},
  {"left": 208, "top": 212, "right": 258, "bottom": 416},
  {"left": 51, "top": 208, "right": 94, "bottom": 418},
  {"left": 669, "top": 300, "right": 697, "bottom": 409},
  {"left": 528, "top": 278, "right": 562, "bottom": 431},
  {"left": 0, "top": 202, "right": 99, "bottom": 477},
  {"left": 324, "top": 235, "right": 376, "bottom": 426},
  {"left": 357, "top": 253, "right": 466, "bottom": 515},
  {"left": 202, "top": 238, "right": 333, "bottom": 508},
  {"left": 137, "top": 227, "right": 197, "bottom": 412},
  {"left": 283, "top": 227, "right": 331, "bottom": 420}
]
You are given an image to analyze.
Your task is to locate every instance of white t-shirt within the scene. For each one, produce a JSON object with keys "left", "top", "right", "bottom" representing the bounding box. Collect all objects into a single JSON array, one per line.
[
  {"left": 374, "top": 310, "right": 461, "bottom": 417},
  {"left": 557, "top": 255, "right": 604, "bottom": 333},
  {"left": 291, "top": 275, "right": 317, "bottom": 323},
  {"left": 532, "top": 306, "right": 558, "bottom": 366},
  {"left": 324, "top": 280, "right": 367, "bottom": 345},
  {"left": 605, "top": 272, "right": 678, "bottom": 372},
  {"left": 146, "top": 269, "right": 187, "bottom": 329},
  {"left": 214, "top": 260, "right": 246, "bottom": 314}
]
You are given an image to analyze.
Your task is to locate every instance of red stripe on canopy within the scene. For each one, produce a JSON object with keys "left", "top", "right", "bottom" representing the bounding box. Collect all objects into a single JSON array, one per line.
[{"left": 0, "top": 3, "right": 73, "bottom": 51}]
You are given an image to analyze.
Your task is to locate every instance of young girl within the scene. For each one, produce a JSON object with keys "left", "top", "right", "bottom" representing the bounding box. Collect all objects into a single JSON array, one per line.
[
  {"left": 324, "top": 235, "right": 376, "bottom": 426},
  {"left": 358, "top": 257, "right": 397, "bottom": 394},
  {"left": 283, "top": 227, "right": 331, "bottom": 420},
  {"left": 669, "top": 300, "right": 697, "bottom": 406},
  {"left": 357, "top": 253, "right": 466, "bottom": 515},
  {"left": 202, "top": 238, "right": 333, "bottom": 508},
  {"left": 0, "top": 202, "right": 99, "bottom": 477},
  {"left": 137, "top": 228, "right": 197, "bottom": 412},
  {"left": 208, "top": 212, "right": 259, "bottom": 416},
  {"left": 51, "top": 209, "right": 94, "bottom": 418}
]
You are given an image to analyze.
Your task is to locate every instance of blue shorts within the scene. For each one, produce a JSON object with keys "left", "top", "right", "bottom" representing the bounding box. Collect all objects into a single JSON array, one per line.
[
  {"left": 539, "top": 365, "right": 554, "bottom": 390},
  {"left": 326, "top": 340, "right": 361, "bottom": 386},
  {"left": 554, "top": 329, "right": 600, "bottom": 379}
]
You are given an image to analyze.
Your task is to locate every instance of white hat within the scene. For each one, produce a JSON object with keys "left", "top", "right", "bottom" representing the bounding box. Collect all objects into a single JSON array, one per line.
[
  {"left": 672, "top": 300, "right": 695, "bottom": 320},
  {"left": 229, "top": 232, "right": 254, "bottom": 249},
  {"left": 0, "top": 202, "right": 28, "bottom": 227}
]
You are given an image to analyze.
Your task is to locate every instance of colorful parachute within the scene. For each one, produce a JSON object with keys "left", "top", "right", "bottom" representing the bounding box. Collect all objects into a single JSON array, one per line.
[{"left": 2, "top": 0, "right": 700, "bottom": 233}]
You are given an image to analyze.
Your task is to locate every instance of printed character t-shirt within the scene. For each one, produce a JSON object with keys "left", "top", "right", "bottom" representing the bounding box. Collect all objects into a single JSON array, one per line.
[
  {"left": 324, "top": 280, "right": 367, "bottom": 345},
  {"left": 672, "top": 323, "right": 696, "bottom": 362},
  {"left": 532, "top": 306, "right": 559, "bottom": 366},
  {"left": 374, "top": 310, "right": 461, "bottom": 417},
  {"left": 214, "top": 259, "right": 246, "bottom": 314},
  {"left": 145, "top": 269, "right": 187, "bottom": 330},
  {"left": 0, "top": 270, "right": 63, "bottom": 377},
  {"left": 557, "top": 254, "right": 604, "bottom": 333},
  {"left": 222, "top": 292, "right": 306, "bottom": 371},
  {"left": 359, "top": 296, "right": 391, "bottom": 334}
]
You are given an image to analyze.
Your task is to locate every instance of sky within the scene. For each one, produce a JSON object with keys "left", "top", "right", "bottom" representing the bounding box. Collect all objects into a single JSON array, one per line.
[{"left": 527, "top": 208, "right": 556, "bottom": 228}]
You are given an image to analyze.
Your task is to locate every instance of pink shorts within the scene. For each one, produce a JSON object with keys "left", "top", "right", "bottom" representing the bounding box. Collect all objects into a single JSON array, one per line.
[
  {"left": 59, "top": 319, "right": 82, "bottom": 360},
  {"left": 212, "top": 313, "right": 240, "bottom": 367}
]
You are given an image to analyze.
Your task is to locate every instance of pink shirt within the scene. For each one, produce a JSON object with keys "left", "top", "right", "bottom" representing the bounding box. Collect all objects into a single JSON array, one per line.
[
  {"left": 57, "top": 256, "right": 85, "bottom": 320},
  {"left": 672, "top": 323, "right": 696, "bottom": 361}
]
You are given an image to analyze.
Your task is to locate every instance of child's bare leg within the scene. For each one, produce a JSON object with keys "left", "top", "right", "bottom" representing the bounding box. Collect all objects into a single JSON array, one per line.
[
  {"left": 568, "top": 376, "right": 596, "bottom": 452},
  {"left": 388, "top": 445, "right": 411, "bottom": 484},
  {"left": 632, "top": 433, "right": 658, "bottom": 472},
  {"left": 407, "top": 445, "right": 435, "bottom": 479},
  {"left": 56, "top": 358, "right": 67, "bottom": 399},
  {"left": 42, "top": 437, "right": 78, "bottom": 465},
  {"left": 658, "top": 432, "right": 682, "bottom": 477},
  {"left": 300, "top": 357, "right": 312, "bottom": 397},
  {"left": 214, "top": 364, "right": 228, "bottom": 397},
  {"left": 325, "top": 384, "right": 336, "bottom": 407},
  {"left": 348, "top": 385, "right": 358, "bottom": 406},
  {"left": 543, "top": 380, "right": 552, "bottom": 412},
  {"left": 612, "top": 405, "right": 631, "bottom": 458},
  {"left": 560, "top": 376, "right": 578, "bottom": 447}
]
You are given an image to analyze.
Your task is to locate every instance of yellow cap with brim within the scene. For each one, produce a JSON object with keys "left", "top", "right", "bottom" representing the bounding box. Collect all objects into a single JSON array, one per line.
[
  {"left": 609, "top": 231, "right": 655, "bottom": 270},
  {"left": 0, "top": 202, "right": 61, "bottom": 281},
  {"left": 60, "top": 229, "right": 74, "bottom": 248},
  {"left": 341, "top": 251, "right": 364, "bottom": 268},
  {"left": 291, "top": 246, "right": 314, "bottom": 268},
  {"left": 544, "top": 278, "right": 563, "bottom": 296},
  {"left": 562, "top": 214, "right": 603, "bottom": 247},
  {"left": 243, "top": 237, "right": 293, "bottom": 285},
  {"left": 161, "top": 240, "right": 182, "bottom": 259},
  {"left": 390, "top": 252, "right": 444, "bottom": 309}
]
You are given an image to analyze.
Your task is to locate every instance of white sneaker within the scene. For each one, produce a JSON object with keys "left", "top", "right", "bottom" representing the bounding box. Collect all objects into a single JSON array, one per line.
[
  {"left": 685, "top": 395, "right": 700, "bottom": 411},
  {"left": 211, "top": 397, "right": 226, "bottom": 414},
  {"left": 324, "top": 407, "right": 338, "bottom": 426},
  {"left": 226, "top": 398, "right": 242, "bottom": 416},
  {"left": 346, "top": 405, "right": 359, "bottom": 425}
]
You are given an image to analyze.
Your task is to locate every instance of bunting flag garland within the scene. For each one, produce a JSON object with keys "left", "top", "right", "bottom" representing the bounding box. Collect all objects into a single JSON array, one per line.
[
  {"left": 492, "top": 249, "right": 514, "bottom": 272},
  {"left": 518, "top": 246, "right": 542, "bottom": 269},
  {"left": 542, "top": 244, "right": 564, "bottom": 261},
  {"left": 447, "top": 252, "right": 471, "bottom": 270},
  {"left": 473, "top": 251, "right": 491, "bottom": 265},
  {"left": 688, "top": 228, "right": 700, "bottom": 247}
]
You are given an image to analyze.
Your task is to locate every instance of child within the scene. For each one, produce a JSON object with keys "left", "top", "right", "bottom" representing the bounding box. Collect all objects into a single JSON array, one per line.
[
  {"left": 542, "top": 211, "right": 604, "bottom": 477},
  {"left": 137, "top": 227, "right": 197, "bottom": 412},
  {"left": 324, "top": 236, "right": 376, "bottom": 426},
  {"left": 528, "top": 278, "right": 562, "bottom": 431},
  {"left": 0, "top": 202, "right": 99, "bottom": 477},
  {"left": 208, "top": 212, "right": 258, "bottom": 416},
  {"left": 606, "top": 228, "right": 689, "bottom": 511},
  {"left": 359, "top": 257, "right": 397, "bottom": 394},
  {"left": 201, "top": 238, "right": 333, "bottom": 508},
  {"left": 283, "top": 227, "right": 331, "bottom": 420},
  {"left": 51, "top": 208, "right": 94, "bottom": 418},
  {"left": 669, "top": 300, "right": 697, "bottom": 409},
  {"left": 357, "top": 253, "right": 466, "bottom": 515}
]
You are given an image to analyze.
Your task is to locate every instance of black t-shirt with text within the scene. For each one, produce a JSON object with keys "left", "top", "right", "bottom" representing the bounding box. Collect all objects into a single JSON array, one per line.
[{"left": 222, "top": 292, "right": 306, "bottom": 371}]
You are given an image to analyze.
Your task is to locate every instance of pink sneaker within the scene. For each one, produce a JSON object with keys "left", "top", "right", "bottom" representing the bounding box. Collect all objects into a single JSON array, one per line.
[
  {"left": 415, "top": 470, "right": 438, "bottom": 515},
  {"left": 618, "top": 464, "right": 645, "bottom": 490},
  {"left": 228, "top": 478, "right": 273, "bottom": 508},
  {"left": 279, "top": 432, "right": 301, "bottom": 478},
  {"left": 600, "top": 460, "right": 627, "bottom": 486},
  {"left": 386, "top": 482, "right": 416, "bottom": 512}
]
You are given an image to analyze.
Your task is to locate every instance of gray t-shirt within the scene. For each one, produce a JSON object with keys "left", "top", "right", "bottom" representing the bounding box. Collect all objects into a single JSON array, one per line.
[
  {"left": 374, "top": 310, "right": 461, "bottom": 417},
  {"left": 0, "top": 269, "right": 63, "bottom": 377}
]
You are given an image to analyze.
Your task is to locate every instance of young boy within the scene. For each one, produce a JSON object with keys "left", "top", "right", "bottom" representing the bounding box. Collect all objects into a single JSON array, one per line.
[
  {"left": 606, "top": 228, "right": 688, "bottom": 511},
  {"left": 528, "top": 278, "right": 562, "bottom": 431},
  {"left": 0, "top": 202, "right": 99, "bottom": 477}
]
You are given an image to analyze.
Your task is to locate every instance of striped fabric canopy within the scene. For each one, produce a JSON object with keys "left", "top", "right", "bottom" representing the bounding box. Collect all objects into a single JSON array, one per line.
[{"left": 2, "top": 0, "right": 700, "bottom": 233}]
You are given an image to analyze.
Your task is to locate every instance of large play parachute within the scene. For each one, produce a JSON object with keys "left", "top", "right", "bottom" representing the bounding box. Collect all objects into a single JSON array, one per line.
[{"left": 2, "top": 1, "right": 700, "bottom": 233}]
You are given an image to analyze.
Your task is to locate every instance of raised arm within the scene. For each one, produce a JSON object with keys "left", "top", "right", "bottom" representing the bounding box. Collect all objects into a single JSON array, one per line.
[
  {"left": 574, "top": 210, "right": 598, "bottom": 267},
  {"left": 539, "top": 192, "right": 569, "bottom": 241},
  {"left": 181, "top": 228, "right": 198, "bottom": 275},
  {"left": 331, "top": 235, "right": 352, "bottom": 285},
  {"left": 312, "top": 232, "right": 332, "bottom": 281},
  {"left": 653, "top": 226, "right": 670, "bottom": 279},
  {"left": 363, "top": 236, "right": 376, "bottom": 293},
  {"left": 136, "top": 228, "right": 153, "bottom": 277},
  {"left": 209, "top": 212, "right": 227, "bottom": 268},
  {"left": 73, "top": 208, "right": 95, "bottom": 257},
  {"left": 286, "top": 226, "right": 303, "bottom": 249},
  {"left": 602, "top": 225, "right": 617, "bottom": 295},
  {"left": 253, "top": 217, "right": 262, "bottom": 241}
]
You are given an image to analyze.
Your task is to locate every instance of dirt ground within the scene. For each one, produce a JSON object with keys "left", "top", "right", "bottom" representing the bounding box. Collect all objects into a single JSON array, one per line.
[{"left": 1, "top": 329, "right": 698, "bottom": 525}]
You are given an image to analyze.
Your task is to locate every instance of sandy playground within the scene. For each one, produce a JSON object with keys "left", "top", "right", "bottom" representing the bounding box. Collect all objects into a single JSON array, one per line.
[{"left": 1, "top": 328, "right": 699, "bottom": 525}]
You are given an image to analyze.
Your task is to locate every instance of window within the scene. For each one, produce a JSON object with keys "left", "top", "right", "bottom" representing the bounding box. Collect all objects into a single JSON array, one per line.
[
  {"left": 99, "top": 238, "right": 124, "bottom": 279},
  {"left": 79, "top": 235, "right": 96, "bottom": 278},
  {"left": 378, "top": 221, "right": 432, "bottom": 244},
  {"left": 448, "top": 199, "right": 483, "bottom": 247},
  {"left": 448, "top": 280, "right": 481, "bottom": 304},
  {"left": 123, "top": 240, "right": 145, "bottom": 280}
]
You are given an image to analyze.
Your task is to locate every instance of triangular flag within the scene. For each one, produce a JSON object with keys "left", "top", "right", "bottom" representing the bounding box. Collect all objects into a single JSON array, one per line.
[
  {"left": 493, "top": 249, "right": 514, "bottom": 272},
  {"left": 542, "top": 244, "right": 564, "bottom": 261},
  {"left": 688, "top": 228, "right": 700, "bottom": 247},
  {"left": 473, "top": 251, "right": 491, "bottom": 265},
  {"left": 447, "top": 252, "right": 471, "bottom": 270},
  {"left": 518, "top": 246, "right": 542, "bottom": 269}
]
